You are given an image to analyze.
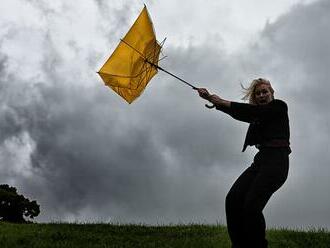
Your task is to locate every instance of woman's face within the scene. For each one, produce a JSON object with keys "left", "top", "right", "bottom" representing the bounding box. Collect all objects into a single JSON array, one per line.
[{"left": 254, "top": 83, "right": 273, "bottom": 105}]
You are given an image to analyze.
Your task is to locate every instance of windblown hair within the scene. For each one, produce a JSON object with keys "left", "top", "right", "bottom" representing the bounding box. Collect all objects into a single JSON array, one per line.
[{"left": 241, "top": 78, "right": 274, "bottom": 104}]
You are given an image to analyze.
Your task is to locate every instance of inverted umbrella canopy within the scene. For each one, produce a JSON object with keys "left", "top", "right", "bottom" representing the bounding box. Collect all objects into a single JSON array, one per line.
[
  {"left": 98, "top": 5, "right": 202, "bottom": 106},
  {"left": 98, "top": 6, "right": 162, "bottom": 104}
]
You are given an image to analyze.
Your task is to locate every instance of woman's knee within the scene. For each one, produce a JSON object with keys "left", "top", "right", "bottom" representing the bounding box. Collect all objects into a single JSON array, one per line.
[{"left": 242, "top": 197, "right": 267, "bottom": 216}]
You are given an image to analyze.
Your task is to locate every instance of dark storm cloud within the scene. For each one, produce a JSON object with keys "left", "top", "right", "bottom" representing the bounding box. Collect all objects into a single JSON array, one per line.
[
  {"left": 264, "top": 0, "right": 330, "bottom": 113},
  {"left": 0, "top": 34, "right": 254, "bottom": 222},
  {"left": 0, "top": 4, "right": 239, "bottom": 222},
  {"left": 1, "top": 0, "right": 329, "bottom": 228}
]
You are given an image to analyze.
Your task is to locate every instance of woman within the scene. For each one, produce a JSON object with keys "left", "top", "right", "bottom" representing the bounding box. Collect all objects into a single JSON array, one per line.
[{"left": 197, "top": 78, "right": 290, "bottom": 248}]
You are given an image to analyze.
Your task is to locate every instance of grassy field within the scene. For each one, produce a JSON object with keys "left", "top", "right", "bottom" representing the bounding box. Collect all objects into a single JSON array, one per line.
[{"left": 0, "top": 222, "right": 329, "bottom": 248}]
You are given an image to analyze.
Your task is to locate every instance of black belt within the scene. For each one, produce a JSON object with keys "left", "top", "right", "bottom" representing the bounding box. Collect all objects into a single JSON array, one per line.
[{"left": 256, "top": 139, "right": 290, "bottom": 148}]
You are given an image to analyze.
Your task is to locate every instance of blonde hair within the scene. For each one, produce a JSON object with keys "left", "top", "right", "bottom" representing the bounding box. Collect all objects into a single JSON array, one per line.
[{"left": 241, "top": 78, "right": 274, "bottom": 104}]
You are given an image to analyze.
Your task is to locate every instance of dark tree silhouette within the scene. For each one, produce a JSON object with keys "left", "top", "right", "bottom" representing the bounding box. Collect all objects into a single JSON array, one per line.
[{"left": 0, "top": 184, "right": 40, "bottom": 223}]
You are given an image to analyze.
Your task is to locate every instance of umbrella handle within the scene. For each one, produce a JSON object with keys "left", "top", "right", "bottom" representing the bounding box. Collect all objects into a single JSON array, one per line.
[
  {"left": 193, "top": 87, "right": 216, "bottom": 109},
  {"left": 205, "top": 103, "right": 215, "bottom": 109}
]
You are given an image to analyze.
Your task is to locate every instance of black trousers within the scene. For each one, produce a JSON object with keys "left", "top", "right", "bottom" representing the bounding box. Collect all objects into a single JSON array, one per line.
[{"left": 225, "top": 148, "right": 290, "bottom": 248}]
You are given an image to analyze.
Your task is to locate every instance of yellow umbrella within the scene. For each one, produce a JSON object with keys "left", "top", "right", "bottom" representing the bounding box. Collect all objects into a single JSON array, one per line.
[{"left": 98, "top": 5, "right": 198, "bottom": 104}]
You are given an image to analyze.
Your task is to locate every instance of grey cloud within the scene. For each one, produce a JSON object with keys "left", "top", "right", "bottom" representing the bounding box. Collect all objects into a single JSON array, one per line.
[
  {"left": 0, "top": 18, "right": 242, "bottom": 222},
  {"left": 1, "top": 0, "right": 329, "bottom": 228}
]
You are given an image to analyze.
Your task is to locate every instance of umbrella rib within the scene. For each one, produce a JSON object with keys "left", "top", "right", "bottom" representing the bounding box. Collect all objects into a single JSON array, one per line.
[
  {"left": 105, "top": 65, "right": 154, "bottom": 90},
  {"left": 104, "top": 64, "right": 154, "bottom": 79},
  {"left": 102, "top": 39, "right": 159, "bottom": 80},
  {"left": 132, "top": 60, "right": 151, "bottom": 90},
  {"left": 120, "top": 39, "right": 146, "bottom": 60}
]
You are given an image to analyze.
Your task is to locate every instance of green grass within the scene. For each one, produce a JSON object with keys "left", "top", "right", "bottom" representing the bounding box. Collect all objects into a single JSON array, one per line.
[{"left": 0, "top": 222, "right": 329, "bottom": 248}]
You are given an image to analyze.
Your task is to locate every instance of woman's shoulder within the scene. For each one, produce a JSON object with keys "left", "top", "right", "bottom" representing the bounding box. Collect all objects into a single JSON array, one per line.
[
  {"left": 272, "top": 99, "right": 287, "bottom": 105},
  {"left": 271, "top": 99, "right": 288, "bottom": 111}
]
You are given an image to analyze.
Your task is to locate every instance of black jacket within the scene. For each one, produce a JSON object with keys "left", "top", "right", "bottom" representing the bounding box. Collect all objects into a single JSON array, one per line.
[{"left": 216, "top": 99, "right": 290, "bottom": 152}]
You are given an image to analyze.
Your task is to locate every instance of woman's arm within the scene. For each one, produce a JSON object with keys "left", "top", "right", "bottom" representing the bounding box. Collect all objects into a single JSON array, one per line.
[
  {"left": 197, "top": 88, "right": 230, "bottom": 107},
  {"left": 208, "top": 94, "right": 231, "bottom": 108},
  {"left": 197, "top": 88, "right": 234, "bottom": 116},
  {"left": 197, "top": 88, "right": 287, "bottom": 123},
  {"left": 230, "top": 100, "right": 287, "bottom": 121}
]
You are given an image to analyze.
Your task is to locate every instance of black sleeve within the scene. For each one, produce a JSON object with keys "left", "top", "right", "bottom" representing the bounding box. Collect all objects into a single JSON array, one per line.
[
  {"left": 215, "top": 104, "right": 233, "bottom": 115},
  {"left": 217, "top": 99, "right": 287, "bottom": 123}
]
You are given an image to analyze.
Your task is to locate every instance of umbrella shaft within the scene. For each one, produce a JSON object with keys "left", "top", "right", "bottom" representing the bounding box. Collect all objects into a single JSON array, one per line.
[{"left": 146, "top": 60, "right": 197, "bottom": 90}]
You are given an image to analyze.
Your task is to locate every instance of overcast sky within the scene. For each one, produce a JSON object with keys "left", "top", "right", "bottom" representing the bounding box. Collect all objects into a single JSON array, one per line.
[{"left": 1, "top": 0, "right": 329, "bottom": 229}]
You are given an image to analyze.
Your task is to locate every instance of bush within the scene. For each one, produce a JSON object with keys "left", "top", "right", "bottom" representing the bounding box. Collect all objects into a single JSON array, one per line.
[{"left": 0, "top": 184, "right": 40, "bottom": 223}]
